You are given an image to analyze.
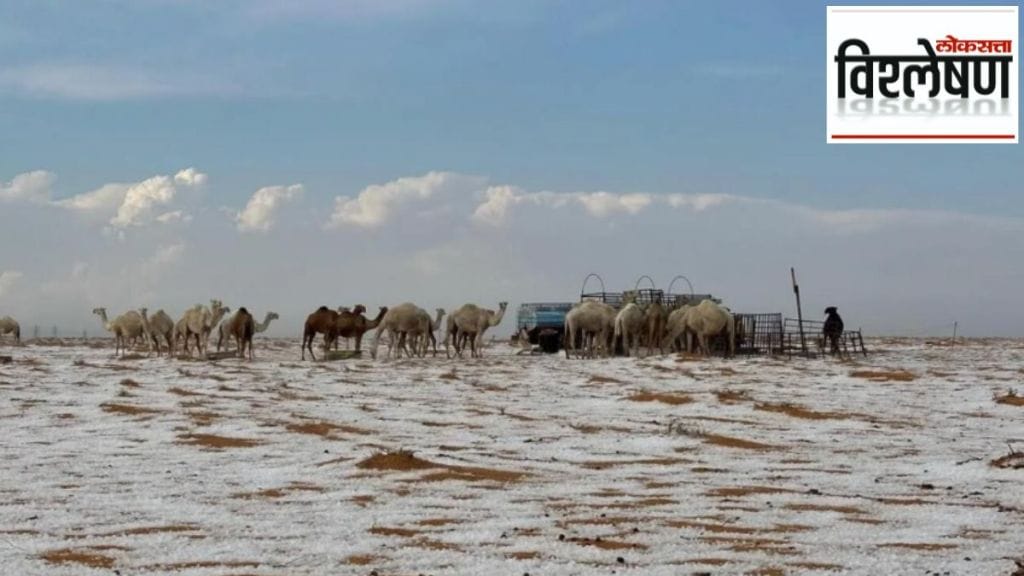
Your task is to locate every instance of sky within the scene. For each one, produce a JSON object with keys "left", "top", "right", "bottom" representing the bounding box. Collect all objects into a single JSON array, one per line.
[{"left": 0, "top": 0, "right": 1022, "bottom": 338}]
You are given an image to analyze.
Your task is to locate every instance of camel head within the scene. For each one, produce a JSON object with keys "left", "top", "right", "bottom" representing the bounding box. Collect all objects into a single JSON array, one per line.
[
  {"left": 267, "top": 312, "right": 280, "bottom": 321},
  {"left": 138, "top": 307, "right": 148, "bottom": 318},
  {"left": 353, "top": 304, "right": 367, "bottom": 315},
  {"left": 92, "top": 307, "right": 106, "bottom": 316}
]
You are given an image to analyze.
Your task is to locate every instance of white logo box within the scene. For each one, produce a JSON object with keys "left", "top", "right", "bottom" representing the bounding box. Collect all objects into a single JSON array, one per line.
[{"left": 826, "top": 5, "right": 1018, "bottom": 144}]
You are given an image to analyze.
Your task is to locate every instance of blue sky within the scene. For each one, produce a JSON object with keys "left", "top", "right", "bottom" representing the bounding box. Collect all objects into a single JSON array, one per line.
[{"left": 0, "top": 1, "right": 1022, "bottom": 337}]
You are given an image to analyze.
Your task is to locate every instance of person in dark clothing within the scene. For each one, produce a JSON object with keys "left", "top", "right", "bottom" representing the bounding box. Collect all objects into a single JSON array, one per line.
[{"left": 823, "top": 306, "right": 844, "bottom": 355}]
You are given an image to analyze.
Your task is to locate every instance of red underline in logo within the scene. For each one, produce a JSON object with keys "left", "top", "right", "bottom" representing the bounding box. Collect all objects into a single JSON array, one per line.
[{"left": 831, "top": 134, "right": 1016, "bottom": 140}]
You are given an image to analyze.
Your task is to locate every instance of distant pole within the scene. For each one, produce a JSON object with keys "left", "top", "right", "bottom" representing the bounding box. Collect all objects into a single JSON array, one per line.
[
  {"left": 791, "top": 267, "right": 808, "bottom": 357},
  {"left": 952, "top": 321, "right": 958, "bottom": 345}
]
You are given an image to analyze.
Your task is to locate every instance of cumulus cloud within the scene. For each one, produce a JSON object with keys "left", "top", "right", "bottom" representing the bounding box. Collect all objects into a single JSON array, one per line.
[
  {"left": 109, "top": 175, "right": 178, "bottom": 228},
  {"left": 55, "top": 183, "right": 129, "bottom": 214},
  {"left": 327, "top": 171, "right": 484, "bottom": 229},
  {"left": 472, "top": 188, "right": 735, "bottom": 226},
  {"left": 174, "top": 167, "right": 208, "bottom": 188},
  {"left": 0, "top": 170, "right": 55, "bottom": 203},
  {"left": 50, "top": 168, "right": 207, "bottom": 231},
  {"left": 0, "top": 270, "right": 23, "bottom": 298},
  {"left": 576, "top": 192, "right": 652, "bottom": 217},
  {"left": 236, "top": 184, "right": 304, "bottom": 233}
]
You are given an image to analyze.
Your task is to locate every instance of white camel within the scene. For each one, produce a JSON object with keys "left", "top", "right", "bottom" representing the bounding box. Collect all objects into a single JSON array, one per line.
[
  {"left": 178, "top": 300, "right": 230, "bottom": 358},
  {"left": 564, "top": 301, "right": 616, "bottom": 359},
  {"left": 687, "top": 299, "right": 735, "bottom": 357},
  {"left": 92, "top": 307, "right": 144, "bottom": 356},
  {"left": 450, "top": 302, "right": 507, "bottom": 358},
  {"left": 139, "top": 308, "right": 175, "bottom": 356},
  {"left": 614, "top": 302, "right": 646, "bottom": 357},
  {"left": 0, "top": 316, "right": 20, "bottom": 344},
  {"left": 371, "top": 303, "right": 424, "bottom": 360},
  {"left": 662, "top": 305, "right": 694, "bottom": 353},
  {"left": 217, "top": 311, "right": 278, "bottom": 352},
  {"left": 405, "top": 308, "right": 445, "bottom": 357}
]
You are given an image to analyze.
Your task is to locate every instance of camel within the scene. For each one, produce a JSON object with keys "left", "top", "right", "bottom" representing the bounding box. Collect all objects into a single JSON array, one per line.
[
  {"left": 450, "top": 302, "right": 507, "bottom": 358},
  {"left": 687, "top": 299, "right": 735, "bottom": 357},
  {"left": 93, "top": 307, "right": 144, "bottom": 356},
  {"left": 370, "top": 303, "right": 427, "bottom": 360},
  {"left": 225, "top": 307, "right": 256, "bottom": 360},
  {"left": 614, "top": 303, "right": 646, "bottom": 357},
  {"left": 0, "top": 316, "right": 20, "bottom": 343},
  {"left": 564, "top": 301, "right": 616, "bottom": 359},
  {"left": 302, "top": 306, "right": 339, "bottom": 360},
  {"left": 443, "top": 315, "right": 464, "bottom": 358},
  {"left": 405, "top": 308, "right": 445, "bottom": 357},
  {"left": 173, "top": 311, "right": 195, "bottom": 354},
  {"left": 662, "top": 305, "right": 694, "bottom": 353},
  {"left": 331, "top": 305, "right": 364, "bottom": 350},
  {"left": 178, "top": 300, "right": 230, "bottom": 358},
  {"left": 644, "top": 301, "right": 668, "bottom": 356},
  {"left": 334, "top": 305, "right": 387, "bottom": 352},
  {"left": 218, "top": 311, "right": 278, "bottom": 352},
  {"left": 139, "top": 308, "right": 175, "bottom": 356}
]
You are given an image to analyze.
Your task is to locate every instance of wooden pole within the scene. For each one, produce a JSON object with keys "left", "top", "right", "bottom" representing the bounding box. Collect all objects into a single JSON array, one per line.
[{"left": 791, "top": 267, "right": 808, "bottom": 357}]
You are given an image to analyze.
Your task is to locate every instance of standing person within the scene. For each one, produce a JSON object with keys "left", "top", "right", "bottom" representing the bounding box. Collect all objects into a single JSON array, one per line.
[{"left": 823, "top": 306, "right": 844, "bottom": 355}]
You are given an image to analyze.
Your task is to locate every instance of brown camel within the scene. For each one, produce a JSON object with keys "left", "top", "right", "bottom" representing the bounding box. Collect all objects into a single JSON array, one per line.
[
  {"left": 227, "top": 307, "right": 256, "bottom": 360},
  {"left": 335, "top": 305, "right": 388, "bottom": 352},
  {"left": 302, "top": 306, "right": 338, "bottom": 360},
  {"left": 644, "top": 301, "right": 668, "bottom": 356}
]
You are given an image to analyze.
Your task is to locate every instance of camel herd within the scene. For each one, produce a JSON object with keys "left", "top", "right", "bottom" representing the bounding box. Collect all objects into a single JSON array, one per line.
[
  {"left": 0, "top": 297, "right": 734, "bottom": 361},
  {"left": 301, "top": 301, "right": 508, "bottom": 361},
  {"left": 89, "top": 301, "right": 277, "bottom": 359},
  {"left": 567, "top": 298, "right": 736, "bottom": 359}
]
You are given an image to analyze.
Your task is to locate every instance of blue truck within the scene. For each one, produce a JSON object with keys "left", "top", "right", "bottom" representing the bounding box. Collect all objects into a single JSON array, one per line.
[{"left": 516, "top": 302, "right": 575, "bottom": 353}]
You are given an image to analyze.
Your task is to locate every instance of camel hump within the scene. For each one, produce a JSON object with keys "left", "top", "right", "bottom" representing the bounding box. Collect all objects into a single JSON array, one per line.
[
  {"left": 238, "top": 307, "right": 249, "bottom": 314},
  {"left": 317, "top": 305, "right": 329, "bottom": 312}
]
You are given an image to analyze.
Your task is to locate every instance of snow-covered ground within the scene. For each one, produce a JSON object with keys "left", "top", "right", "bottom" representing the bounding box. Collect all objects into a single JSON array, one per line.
[{"left": 0, "top": 337, "right": 1022, "bottom": 575}]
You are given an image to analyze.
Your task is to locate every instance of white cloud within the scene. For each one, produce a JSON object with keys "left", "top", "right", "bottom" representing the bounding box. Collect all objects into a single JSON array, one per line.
[
  {"left": 236, "top": 184, "right": 304, "bottom": 233},
  {"left": 0, "top": 64, "right": 234, "bottom": 101},
  {"left": 664, "top": 193, "right": 736, "bottom": 211},
  {"left": 576, "top": 191, "right": 652, "bottom": 217},
  {"left": 156, "top": 210, "right": 193, "bottom": 225},
  {"left": 0, "top": 170, "right": 55, "bottom": 203},
  {"left": 328, "top": 171, "right": 482, "bottom": 229},
  {"left": 55, "top": 183, "right": 129, "bottom": 214},
  {"left": 50, "top": 168, "right": 207, "bottom": 231},
  {"left": 109, "top": 175, "right": 177, "bottom": 228},
  {"left": 0, "top": 270, "right": 23, "bottom": 298},
  {"left": 174, "top": 167, "right": 208, "bottom": 188},
  {"left": 472, "top": 186, "right": 524, "bottom": 227},
  {"left": 473, "top": 188, "right": 733, "bottom": 226}
]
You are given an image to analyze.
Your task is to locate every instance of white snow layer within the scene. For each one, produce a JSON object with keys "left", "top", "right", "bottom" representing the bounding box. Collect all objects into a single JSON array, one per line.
[{"left": 0, "top": 337, "right": 1022, "bottom": 575}]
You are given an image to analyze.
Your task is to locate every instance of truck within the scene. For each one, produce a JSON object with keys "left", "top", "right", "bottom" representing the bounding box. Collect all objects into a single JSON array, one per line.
[{"left": 515, "top": 302, "right": 574, "bottom": 353}]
